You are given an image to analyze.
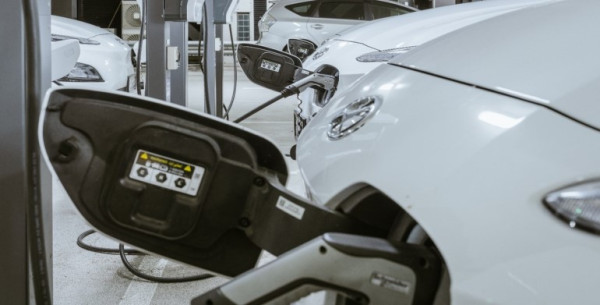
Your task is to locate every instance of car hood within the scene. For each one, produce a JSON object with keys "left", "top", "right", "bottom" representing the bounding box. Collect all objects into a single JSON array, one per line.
[
  {"left": 51, "top": 15, "right": 111, "bottom": 39},
  {"left": 330, "top": 0, "right": 556, "bottom": 51},
  {"left": 392, "top": 0, "right": 600, "bottom": 130},
  {"left": 303, "top": 0, "right": 554, "bottom": 76}
]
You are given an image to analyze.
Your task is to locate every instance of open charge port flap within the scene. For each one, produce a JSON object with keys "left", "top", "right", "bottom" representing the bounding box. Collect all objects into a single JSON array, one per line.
[{"left": 42, "top": 89, "right": 293, "bottom": 277}]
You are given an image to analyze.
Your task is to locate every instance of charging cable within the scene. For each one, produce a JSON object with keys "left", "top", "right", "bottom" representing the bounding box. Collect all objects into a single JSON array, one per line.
[
  {"left": 77, "top": 230, "right": 214, "bottom": 283},
  {"left": 234, "top": 72, "right": 336, "bottom": 123}
]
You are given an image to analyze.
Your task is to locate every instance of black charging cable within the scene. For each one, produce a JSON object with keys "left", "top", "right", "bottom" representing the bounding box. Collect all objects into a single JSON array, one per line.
[
  {"left": 202, "top": 3, "right": 212, "bottom": 115},
  {"left": 234, "top": 93, "right": 286, "bottom": 123},
  {"left": 118, "top": 244, "right": 214, "bottom": 283},
  {"left": 222, "top": 23, "right": 238, "bottom": 120},
  {"left": 135, "top": 0, "right": 146, "bottom": 95},
  {"left": 234, "top": 69, "right": 337, "bottom": 123},
  {"left": 77, "top": 230, "right": 214, "bottom": 283},
  {"left": 77, "top": 230, "right": 142, "bottom": 255}
]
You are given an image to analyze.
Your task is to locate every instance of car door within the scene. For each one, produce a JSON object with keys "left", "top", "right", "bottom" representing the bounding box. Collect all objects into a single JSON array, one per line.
[{"left": 306, "top": 0, "right": 367, "bottom": 45}]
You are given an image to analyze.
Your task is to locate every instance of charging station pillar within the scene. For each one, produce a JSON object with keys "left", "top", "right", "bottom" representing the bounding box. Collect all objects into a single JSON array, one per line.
[
  {"left": 169, "top": 22, "right": 188, "bottom": 105},
  {"left": 204, "top": 0, "right": 236, "bottom": 118},
  {"left": 0, "top": 1, "right": 29, "bottom": 301},
  {"left": 38, "top": 0, "right": 54, "bottom": 297},
  {"left": 145, "top": 0, "right": 188, "bottom": 106},
  {"left": 1, "top": 0, "right": 52, "bottom": 302},
  {"left": 203, "top": 0, "right": 220, "bottom": 117},
  {"left": 145, "top": 0, "right": 167, "bottom": 100}
]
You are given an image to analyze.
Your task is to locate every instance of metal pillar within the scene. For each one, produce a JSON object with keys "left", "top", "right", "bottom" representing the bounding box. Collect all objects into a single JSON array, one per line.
[
  {"left": 39, "top": 0, "right": 54, "bottom": 297},
  {"left": 146, "top": 0, "right": 168, "bottom": 100},
  {"left": 0, "top": 0, "right": 51, "bottom": 303},
  {"left": 203, "top": 0, "right": 238, "bottom": 118},
  {"left": 169, "top": 21, "right": 188, "bottom": 105},
  {"left": 0, "top": 2, "right": 28, "bottom": 301},
  {"left": 145, "top": 0, "right": 187, "bottom": 106},
  {"left": 203, "top": 0, "right": 220, "bottom": 116}
]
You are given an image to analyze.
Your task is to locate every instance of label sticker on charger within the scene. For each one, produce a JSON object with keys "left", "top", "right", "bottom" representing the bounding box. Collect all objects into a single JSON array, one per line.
[
  {"left": 276, "top": 196, "right": 305, "bottom": 220},
  {"left": 260, "top": 59, "right": 281, "bottom": 72},
  {"left": 128, "top": 149, "right": 204, "bottom": 196},
  {"left": 370, "top": 272, "right": 411, "bottom": 294}
]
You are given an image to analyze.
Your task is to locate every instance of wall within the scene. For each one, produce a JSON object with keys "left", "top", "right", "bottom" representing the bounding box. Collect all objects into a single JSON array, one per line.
[{"left": 223, "top": 0, "right": 256, "bottom": 43}]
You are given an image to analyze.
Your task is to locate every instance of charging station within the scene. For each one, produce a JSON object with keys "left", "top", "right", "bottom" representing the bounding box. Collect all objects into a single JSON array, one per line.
[
  {"left": 142, "top": 0, "right": 239, "bottom": 117},
  {"left": 1, "top": 0, "right": 53, "bottom": 303}
]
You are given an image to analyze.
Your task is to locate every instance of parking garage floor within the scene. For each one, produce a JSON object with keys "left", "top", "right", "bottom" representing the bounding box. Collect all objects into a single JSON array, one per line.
[{"left": 53, "top": 59, "right": 316, "bottom": 304}]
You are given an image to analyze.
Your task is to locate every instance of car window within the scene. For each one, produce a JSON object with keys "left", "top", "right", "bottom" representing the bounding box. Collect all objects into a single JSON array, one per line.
[
  {"left": 286, "top": 2, "right": 317, "bottom": 17},
  {"left": 318, "top": 2, "right": 365, "bottom": 20},
  {"left": 370, "top": 2, "right": 413, "bottom": 19}
]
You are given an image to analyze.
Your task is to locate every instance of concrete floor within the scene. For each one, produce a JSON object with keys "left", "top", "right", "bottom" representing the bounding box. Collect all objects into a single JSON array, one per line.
[{"left": 53, "top": 59, "right": 313, "bottom": 304}]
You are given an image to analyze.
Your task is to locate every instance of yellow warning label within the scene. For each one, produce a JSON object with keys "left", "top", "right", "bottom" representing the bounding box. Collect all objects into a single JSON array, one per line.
[
  {"left": 184, "top": 165, "right": 192, "bottom": 172},
  {"left": 140, "top": 152, "right": 148, "bottom": 160},
  {"left": 169, "top": 162, "right": 183, "bottom": 169},
  {"left": 149, "top": 155, "right": 168, "bottom": 164}
]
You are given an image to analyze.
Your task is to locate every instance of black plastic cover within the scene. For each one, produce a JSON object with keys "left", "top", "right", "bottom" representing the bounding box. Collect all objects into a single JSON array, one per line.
[
  {"left": 237, "top": 43, "right": 302, "bottom": 92},
  {"left": 287, "top": 39, "right": 317, "bottom": 61},
  {"left": 42, "top": 89, "right": 288, "bottom": 276}
]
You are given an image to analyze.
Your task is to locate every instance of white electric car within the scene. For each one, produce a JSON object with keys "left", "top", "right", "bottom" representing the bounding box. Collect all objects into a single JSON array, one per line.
[
  {"left": 294, "top": 0, "right": 555, "bottom": 137},
  {"left": 257, "top": 0, "right": 416, "bottom": 51},
  {"left": 40, "top": 0, "right": 600, "bottom": 303},
  {"left": 51, "top": 16, "right": 136, "bottom": 91},
  {"left": 297, "top": 0, "right": 600, "bottom": 303}
]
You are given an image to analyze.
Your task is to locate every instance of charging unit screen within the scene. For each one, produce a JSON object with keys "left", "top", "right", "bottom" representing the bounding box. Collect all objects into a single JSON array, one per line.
[{"left": 128, "top": 149, "right": 204, "bottom": 196}]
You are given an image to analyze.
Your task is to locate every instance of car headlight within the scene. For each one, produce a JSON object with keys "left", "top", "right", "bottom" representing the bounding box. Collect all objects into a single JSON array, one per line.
[
  {"left": 545, "top": 180, "right": 600, "bottom": 233},
  {"left": 356, "top": 46, "right": 418, "bottom": 63},
  {"left": 258, "top": 13, "right": 277, "bottom": 32},
  {"left": 52, "top": 34, "right": 101, "bottom": 45},
  {"left": 57, "top": 62, "right": 104, "bottom": 82}
]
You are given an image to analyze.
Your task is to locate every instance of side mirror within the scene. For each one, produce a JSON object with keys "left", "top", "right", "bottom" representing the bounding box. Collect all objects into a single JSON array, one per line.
[
  {"left": 237, "top": 43, "right": 302, "bottom": 92},
  {"left": 287, "top": 39, "right": 317, "bottom": 61},
  {"left": 41, "top": 88, "right": 380, "bottom": 277}
]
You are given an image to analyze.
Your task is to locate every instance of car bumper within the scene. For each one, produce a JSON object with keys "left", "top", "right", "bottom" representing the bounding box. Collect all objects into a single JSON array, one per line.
[
  {"left": 75, "top": 34, "right": 134, "bottom": 91},
  {"left": 257, "top": 31, "right": 289, "bottom": 51},
  {"left": 294, "top": 73, "right": 364, "bottom": 138}
]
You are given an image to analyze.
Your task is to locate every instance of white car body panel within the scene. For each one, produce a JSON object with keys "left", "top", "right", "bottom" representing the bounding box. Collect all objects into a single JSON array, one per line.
[
  {"left": 297, "top": 0, "right": 600, "bottom": 303},
  {"left": 392, "top": 0, "right": 600, "bottom": 130},
  {"left": 50, "top": 39, "right": 79, "bottom": 80},
  {"left": 50, "top": 15, "right": 109, "bottom": 38},
  {"left": 258, "top": 0, "right": 320, "bottom": 50},
  {"left": 259, "top": 17, "right": 318, "bottom": 51},
  {"left": 296, "top": 0, "right": 557, "bottom": 133},
  {"left": 300, "top": 64, "right": 600, "bottom": 304},
  {"left": 258, "top": 0, "right": 415, "bottom": 51},
  {"left": 51, "top": 16, "right": 135, "bottom": 91},
  {"left": 305, "top": 0, "right": 555, "bottom": 72},
  {"left": 305, "top": 16, "right": 363, "bottom": 46}
]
